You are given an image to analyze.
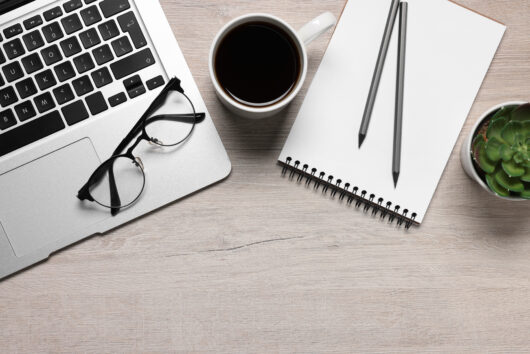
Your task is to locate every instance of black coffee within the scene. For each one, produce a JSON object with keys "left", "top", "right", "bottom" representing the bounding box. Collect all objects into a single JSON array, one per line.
[{"left": 215, "top": 21, "right": 301, "bottom": 107}]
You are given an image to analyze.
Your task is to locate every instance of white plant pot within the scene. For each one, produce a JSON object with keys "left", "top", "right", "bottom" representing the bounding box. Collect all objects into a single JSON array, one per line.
[{"left": 460, "top": 101, "right": 528, "bottom": 201}]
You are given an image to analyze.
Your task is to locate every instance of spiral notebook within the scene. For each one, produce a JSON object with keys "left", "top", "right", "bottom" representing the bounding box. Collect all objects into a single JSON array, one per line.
[{"left": 279, "top": 0, "right": 505, "bottom": 227}]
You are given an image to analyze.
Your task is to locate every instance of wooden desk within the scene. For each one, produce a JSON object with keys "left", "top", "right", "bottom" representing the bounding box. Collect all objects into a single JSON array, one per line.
[{"left": 1, "top": 0, "right": 529, "bottom": 352}]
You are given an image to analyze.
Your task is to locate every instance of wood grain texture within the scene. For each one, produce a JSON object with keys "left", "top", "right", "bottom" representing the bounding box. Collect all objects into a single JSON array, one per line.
[{"left": 1, "top": 0, "right": 530, "bottom": 352}]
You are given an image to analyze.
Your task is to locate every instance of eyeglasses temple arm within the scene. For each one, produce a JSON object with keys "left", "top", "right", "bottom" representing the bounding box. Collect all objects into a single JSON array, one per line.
[
  {"left": 108, "top": 166, "right": 122, "bottom": 216},
  {"left": 77, "top": 183, "right": 92, "bottom": 201},
  {"left": 145, "top": 113, "right": 206, "bottom": 126}
]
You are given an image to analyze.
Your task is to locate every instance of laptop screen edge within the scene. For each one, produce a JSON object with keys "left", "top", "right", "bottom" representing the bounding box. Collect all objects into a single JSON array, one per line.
[{"left": 0, "top": 0, "right": 36, "bottom": 16}]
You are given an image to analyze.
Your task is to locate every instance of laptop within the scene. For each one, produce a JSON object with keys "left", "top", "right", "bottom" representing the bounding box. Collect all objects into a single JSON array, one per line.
[{"left": 0, "top": 0, "right": 231, "bottom": 279}]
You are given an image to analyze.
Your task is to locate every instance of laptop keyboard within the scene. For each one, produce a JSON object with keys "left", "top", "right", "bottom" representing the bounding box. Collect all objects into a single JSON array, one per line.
[{"left": 0, "top": 0, "right": 166, "bottom": 158}]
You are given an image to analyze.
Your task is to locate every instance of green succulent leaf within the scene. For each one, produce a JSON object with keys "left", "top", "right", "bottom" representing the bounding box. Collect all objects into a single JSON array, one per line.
[
  {"left": 475, "top": 138, "right": 496, "bottom": 174},
  {"left": 523, "top": 122, "right": 530, "bottom": 138},
  {"left": 487, "top": 116, "right": 508, "bottom": 143},
  {"left": 479, "top": 156, "right": 497, "bottom": 174},
  {"left": 500, "top": 144, "right": 515, "bottom": 161},
  {"left": 515, "top": 132, "right": 526, "bottom": 145},
  {"left": 521, "top": 188, "right": 530, "bottom": 200},
  {"left": 502, "top": 159, "right": 525, "bottom": 177},
  {"left": 501, "top": 121, "right": 523, "bottom": 145},
  {"left": 522, "top": 169, "right": 530, "bottom": 183},
  {"left": 485, "top": 137, "right": 503, "bottom": 162},
  {"left": 501, "top": 121, "right": 523, "bottom": 146},
  {"left": 510, "top": 103, "right": 530, "bottom": 122},
  {"left": 473, "top": 133, "right": 485, "bottom": 148},
  {"left": 491, "top": 105, "right": 516, "bottom": 122},
  {"left": 472, "top": 134, "right": 485, "bottom": 164},
  {"left": 486, "top": 174, "right": 510, "bottom": 197},
  {"left": 514, "top": 152, "right": 525, "bottom": 164},
  {"left": 495, "top": 168, "right": 525, "bottom": 192}
]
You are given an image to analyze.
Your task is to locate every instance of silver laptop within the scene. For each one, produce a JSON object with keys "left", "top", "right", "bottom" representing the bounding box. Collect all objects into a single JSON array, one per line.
[{"left": 0, "top": 0, "right": 231, "bottom": 279}]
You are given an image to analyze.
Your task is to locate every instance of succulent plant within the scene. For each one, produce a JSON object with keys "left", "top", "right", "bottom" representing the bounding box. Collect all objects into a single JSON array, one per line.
[{"left": 472, "top": 103, "right": 530, "bottom": 199}]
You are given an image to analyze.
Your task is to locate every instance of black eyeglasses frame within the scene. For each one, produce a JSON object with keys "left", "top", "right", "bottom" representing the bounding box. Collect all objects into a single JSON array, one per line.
[{"left": 77, "top": 77, "right": 205, "bottom": 215}]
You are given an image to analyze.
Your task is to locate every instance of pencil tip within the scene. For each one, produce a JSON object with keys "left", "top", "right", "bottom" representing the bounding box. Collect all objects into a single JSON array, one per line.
[
  {"left": 358, "top": 133, "right": 366, "bottom": 148},
  {"left": 393, "top": 172, "right": 400, "bottom": 188}
]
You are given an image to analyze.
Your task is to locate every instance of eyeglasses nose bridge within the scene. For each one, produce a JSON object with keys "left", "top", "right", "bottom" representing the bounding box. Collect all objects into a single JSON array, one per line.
[
  {"left": 134, "top": 157, "right": 145, "bottom": 171},
  {"left": 148, "top": 138, "right": 163, "bottom": 146}
]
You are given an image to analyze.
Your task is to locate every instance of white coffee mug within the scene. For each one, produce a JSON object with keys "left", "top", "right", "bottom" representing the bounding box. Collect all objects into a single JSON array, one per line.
[{"left": 209, "top": 12, "right": 337, "bottom": 119}]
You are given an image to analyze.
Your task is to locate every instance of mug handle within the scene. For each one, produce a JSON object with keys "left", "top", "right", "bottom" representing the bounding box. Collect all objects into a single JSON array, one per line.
[{"left": 298, "top": 12, "right": 337, "bottom": 46}]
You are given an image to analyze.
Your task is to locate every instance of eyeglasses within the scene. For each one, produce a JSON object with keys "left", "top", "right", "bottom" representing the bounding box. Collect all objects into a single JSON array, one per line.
[{"left": 77, "top": 77, "right": 205, "bottom": 216}]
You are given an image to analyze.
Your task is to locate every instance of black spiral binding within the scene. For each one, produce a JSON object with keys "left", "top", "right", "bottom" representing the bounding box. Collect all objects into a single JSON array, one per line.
[{"left": 281, "top": 157, "right": 418, "bottom": 229}]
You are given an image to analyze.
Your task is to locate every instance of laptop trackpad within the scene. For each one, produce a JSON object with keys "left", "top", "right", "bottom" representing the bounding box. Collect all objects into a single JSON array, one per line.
[{"left": 0, "top": 138, "right": 108, "bottom": 257}]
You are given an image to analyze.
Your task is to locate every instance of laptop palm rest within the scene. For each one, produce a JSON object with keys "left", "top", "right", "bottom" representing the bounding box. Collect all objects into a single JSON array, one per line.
[{"left": 0, "top": 138, "right": 109, "bottom": 258}]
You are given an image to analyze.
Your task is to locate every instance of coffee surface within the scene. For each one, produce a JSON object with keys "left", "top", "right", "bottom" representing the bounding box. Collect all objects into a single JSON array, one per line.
[{"left": 215, "top": 22, "right": 301, "bottom": 107}]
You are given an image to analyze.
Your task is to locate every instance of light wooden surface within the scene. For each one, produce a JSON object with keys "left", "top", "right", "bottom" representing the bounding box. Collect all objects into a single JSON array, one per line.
[{"left": 2, "top": 0, "right": 530, "bottom": 352}]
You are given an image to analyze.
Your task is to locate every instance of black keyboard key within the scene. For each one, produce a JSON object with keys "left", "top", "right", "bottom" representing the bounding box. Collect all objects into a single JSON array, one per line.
[
  {"left": 91, "top": 67, "right": 112, "bottom": 88},
  {"left": 0, "top": 74, "right": 4, "bottom": 86},
  {"left": 63, "top": 0, "right": 83, "bottom": 13},
  {"left": 23, "top": 15, "right": 43, "bottom": 30},
  {"left": 34, "top": 92, "right": 56, "bottom": 113},
  {"left": 62, "top": 100, "right": 88, "bottom": 125},
  {"left": 41, "top": 44, "right": 62, "bottom": 65},
  {"left": 15, "top": 78, "right": 37, "bottom": 99},
  {"left": 128, "top": 83, "right": 145, "bottom": 99},
  {"left": 0, "top": 110, "right": 65, "bottom": 157},
  {"left": 0, "top": 86, "right": 18, "bottom": 107},
  {"left": 0, "top": 50, "right": 5, "bottom": 64},
  {"left": 72, "top": 75, "right": 93, "bottom": 96},
  {"left": 146, "top": 75, "right": 164, "bottom": 90},
  {"left": 110, "top": 48, "right": 155, "bottom": 80},
  {"left": 43, "top": 7, "right": 63, "bottom": 22},
  {"left": 61, "top": 14, "right": 83, "bottom": 35},
  {"left": 123, "top": 74, "right": 145, "bottom": 98},
  {"left": 22, "top": 30, "right": 45, "bottom": 51},
  {"left": 98, "top": 20, "right": 119, "bottom": 41},
  {"left": 53, "top": 83, "right": 75, "bottom": 105},
  {"left": 123, "top": 74, "right": 141, "bottom": 90},
  {"left": 54, "top": 61, "right": 76, "bottom": 82},
  {"left": 42, "top": 22, "right": 64, "bottom": 43},
  {"left": 111, "top": 36, "right": 132, "bottom": 57},
  {"left": 60, "top": 37, "right": 82, "bottom": 57},
  {"left": 118, "top": 12, "right": 147, "bottom": 49},
  {"left": 85, "top": 91, "right": 107, "bottom": 115},
  {"left": 85, "top": 0, "right": 97, "bottom": 4},
  {"left": 100, "top": 0, "right": 130, "bottom": 18},
  {"left": 73, "top": 53, "right": 94, "bottom": 73},
  {"left": 4, "top": 24, "right": 23, "bottom": 39},
  {"left": 2, "top": 62, "right": 24, "bottom": 82},
  {"left": 0, "top": 109, "right": 16, "bottom": 130},
  {"left": 127, "top": 84, "right": 145, "bottom": 99},
  {"left": 92, "top": 44, "right": 113, "bottom": 65},
  {"left": 80, "top": 5, "right": 102, "bottom": 26},
  {"left": 21, "top": 53, "right": 43, "bottom": 74},
  {"left": 35, "top": 69, "right": 57, "bottom": 90},
  {"left": 108, "top": 92, "right": 126, "bottom": 107},
  {"left": 14, "top": 101, "right": 37, "bottom": 121},
  {"left": 4, "top": 39, "right": 25, "bottom": 60},
  {"left": 79, "top": 28, "right": 100, "bottom": 49}
]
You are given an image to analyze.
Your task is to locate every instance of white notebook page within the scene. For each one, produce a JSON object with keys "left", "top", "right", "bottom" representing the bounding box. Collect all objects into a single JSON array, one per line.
[{"left": 279, "top": 0, "right": 505, "bottom": 223}]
